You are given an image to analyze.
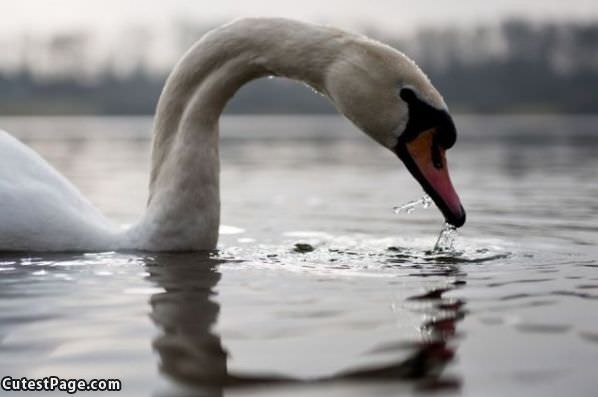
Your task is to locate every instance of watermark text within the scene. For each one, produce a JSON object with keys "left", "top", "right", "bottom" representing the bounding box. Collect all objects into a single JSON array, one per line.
[{"left": 1, "top": 376, "right": 121, "bottom": 394}]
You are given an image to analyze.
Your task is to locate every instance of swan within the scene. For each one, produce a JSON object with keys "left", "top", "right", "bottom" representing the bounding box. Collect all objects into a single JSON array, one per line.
[{"left": 0, "top": 18, "right": 465, "bottom": 252}]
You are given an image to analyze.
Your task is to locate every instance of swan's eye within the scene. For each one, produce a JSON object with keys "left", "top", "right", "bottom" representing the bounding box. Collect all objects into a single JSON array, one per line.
[{"left": 399, "top": 88, "right": 416, "bottom": 103}]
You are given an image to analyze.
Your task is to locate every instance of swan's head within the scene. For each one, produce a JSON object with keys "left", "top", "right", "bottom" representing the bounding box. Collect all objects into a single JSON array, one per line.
[{"left": 324, "top": 38, "right": 466, "bottom": 227}]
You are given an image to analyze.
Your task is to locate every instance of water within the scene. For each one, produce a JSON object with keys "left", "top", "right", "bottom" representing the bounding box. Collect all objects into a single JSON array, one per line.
[
  {"left": 0, "top": 115, "right": 597, "bottom": 396},
  {"left": 393, "top": 195, "right": 433, "bottom": 214},
  {"left": 433, "top": 223, "right": 458, "bottom": 253},
  {"left": 393, "top": 196, "right": 457, "bottom": 253}
]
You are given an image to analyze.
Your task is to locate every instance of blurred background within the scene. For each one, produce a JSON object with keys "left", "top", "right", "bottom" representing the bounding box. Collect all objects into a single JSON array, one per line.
[{"left": 1, "top": 0, "right": 597, "bottom": 115}]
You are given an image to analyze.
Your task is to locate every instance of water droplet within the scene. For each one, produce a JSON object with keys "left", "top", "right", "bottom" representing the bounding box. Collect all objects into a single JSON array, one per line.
[
  {"left": 422, "top": 195, "right": 432, "bottom": 208},
  {"left": 393, "top": 195, "right": 433, "bottom": 215},
  {"left": 434, "top": 223, "right": 457, "bottom": 253}
]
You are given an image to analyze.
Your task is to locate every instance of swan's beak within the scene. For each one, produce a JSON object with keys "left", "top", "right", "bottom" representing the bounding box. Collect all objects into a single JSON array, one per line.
[{"left": 396, "top": 128, "right": 466, "bottom": 227}]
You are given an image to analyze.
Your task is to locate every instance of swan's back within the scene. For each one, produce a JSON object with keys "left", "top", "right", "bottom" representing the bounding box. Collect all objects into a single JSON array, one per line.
[{"left": 0, "top": 130, "right": 116, "bottom": 251}]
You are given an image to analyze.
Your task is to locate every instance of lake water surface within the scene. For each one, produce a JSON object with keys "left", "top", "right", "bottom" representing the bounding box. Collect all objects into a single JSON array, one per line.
[{"left": 0, "top": 115, "right": 597, "bottom": 396}]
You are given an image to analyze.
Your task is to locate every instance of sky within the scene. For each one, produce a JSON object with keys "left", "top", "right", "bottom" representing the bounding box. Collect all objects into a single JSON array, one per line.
[{"left": 3, "top": 0, "right": 598, "bottom": 36}]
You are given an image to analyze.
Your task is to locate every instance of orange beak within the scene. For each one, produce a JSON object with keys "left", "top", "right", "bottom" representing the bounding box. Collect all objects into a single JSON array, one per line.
[{"left": 396, "top": 128, "right": 466, "bottom": 227}]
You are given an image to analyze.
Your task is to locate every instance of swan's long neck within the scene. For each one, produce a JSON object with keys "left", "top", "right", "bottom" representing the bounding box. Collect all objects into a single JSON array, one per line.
[{"left": 133, "top": 19, "right": 346, "bottom": 250}]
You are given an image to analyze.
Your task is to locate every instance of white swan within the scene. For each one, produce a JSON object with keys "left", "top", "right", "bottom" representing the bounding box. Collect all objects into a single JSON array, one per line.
[{"left": 0, "top": 18, "right": 465, "bottom": 252}]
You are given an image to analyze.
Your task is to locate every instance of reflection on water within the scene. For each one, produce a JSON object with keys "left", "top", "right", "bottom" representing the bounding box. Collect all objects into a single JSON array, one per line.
[
  {"left": 148, "top": 252, "right": 465, "bottom": 396},
  {"left": 148, "top": 254, "right": 228, "bottom": 396},
  {"left": 0, "top": 115, "right": 597, "bottom": 396},
  {"left": 0, "top": 247, "right": 471, "bottom": 396}
]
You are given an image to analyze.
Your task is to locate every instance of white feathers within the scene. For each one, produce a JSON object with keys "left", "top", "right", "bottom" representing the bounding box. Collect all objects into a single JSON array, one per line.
[{"left": 0, "top": 130, "right": 117, "bottom": 251}]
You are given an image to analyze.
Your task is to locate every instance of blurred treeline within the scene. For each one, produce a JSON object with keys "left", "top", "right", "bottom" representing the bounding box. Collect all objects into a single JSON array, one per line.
[{"left": 0, "top": 19, "right": 597, "bottom": 114}]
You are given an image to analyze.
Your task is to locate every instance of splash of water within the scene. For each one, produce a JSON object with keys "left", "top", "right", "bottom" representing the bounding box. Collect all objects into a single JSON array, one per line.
[
  {"left": 392, "top": 195, "right": 433, "bottom": 214},
  {"left": 393, "top": 195, "right": 459, "bottom": 253},
  {"left": 433, "top": 223, "right": 457, "bottom": 252}
]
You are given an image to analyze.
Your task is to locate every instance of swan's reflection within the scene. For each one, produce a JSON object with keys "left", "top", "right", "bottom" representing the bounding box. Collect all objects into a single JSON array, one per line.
[
  {"left": 146, "top": 254, "right": 464, "bottom": 394},
  {"left": 145, "top": 253, "right": 227, "bottom": 396}
]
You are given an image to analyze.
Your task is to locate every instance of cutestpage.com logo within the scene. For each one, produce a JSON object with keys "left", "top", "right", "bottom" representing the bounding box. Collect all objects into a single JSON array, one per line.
[{"left": 1, "top": 376, "right": 122, "bottom": 394}]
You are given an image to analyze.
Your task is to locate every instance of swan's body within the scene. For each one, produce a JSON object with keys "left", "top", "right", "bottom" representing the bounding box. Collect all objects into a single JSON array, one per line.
[
  {"left": 0, "top": 131, "right": 118, "bottom": 250},
  {"left": 0, "top": 18, "right": 465, "bottom": 252}
]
